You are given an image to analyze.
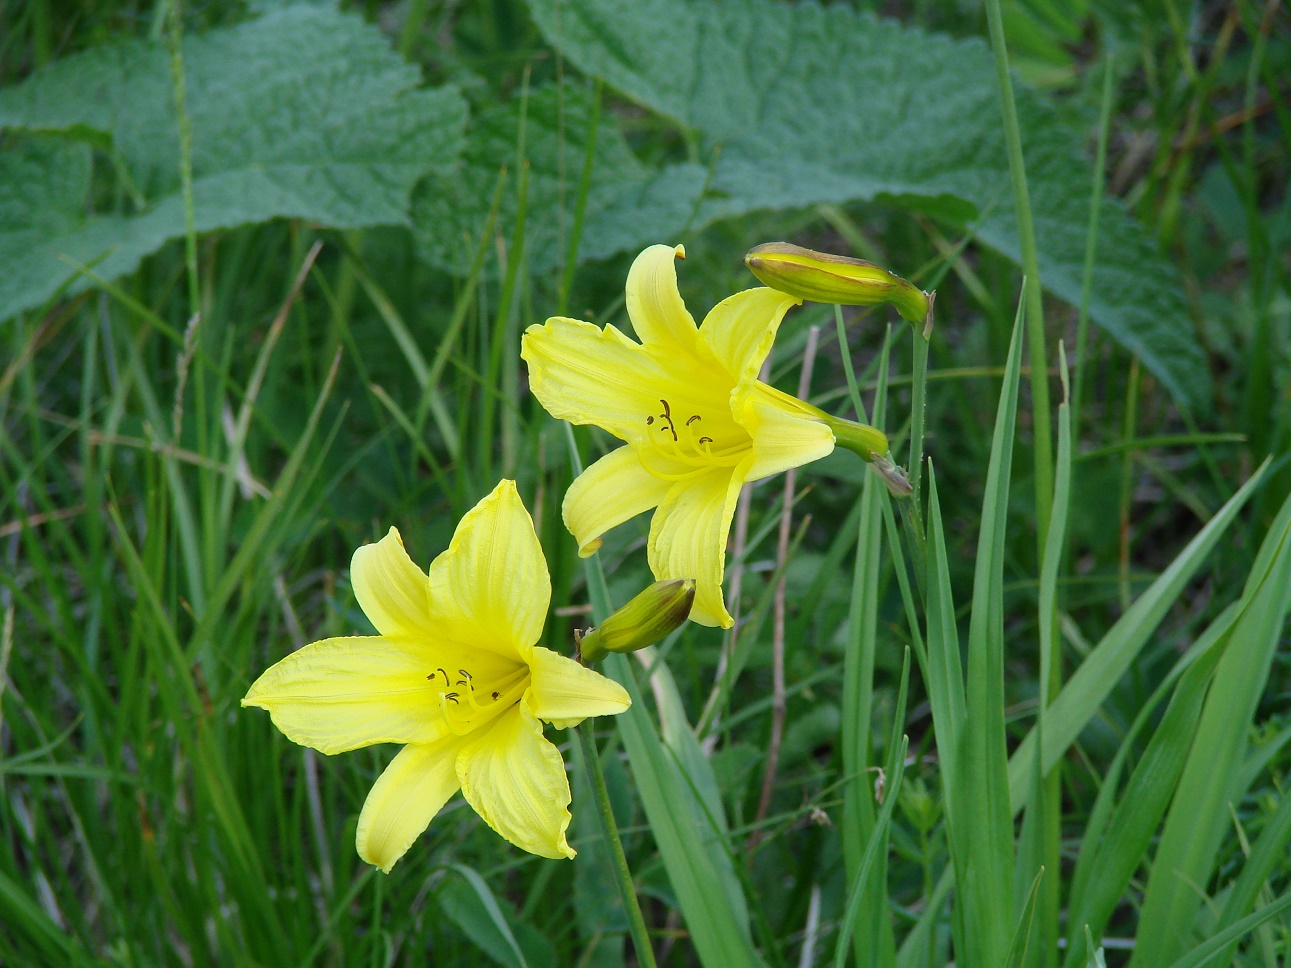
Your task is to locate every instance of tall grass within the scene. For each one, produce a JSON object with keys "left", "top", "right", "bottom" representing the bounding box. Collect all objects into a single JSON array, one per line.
[{"left": 2, "top": 1, "right": 1289, "bottom": 966}]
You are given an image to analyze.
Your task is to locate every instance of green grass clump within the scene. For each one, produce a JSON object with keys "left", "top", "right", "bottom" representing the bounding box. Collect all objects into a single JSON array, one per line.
[{"left": 1, "top": 1, "right": 1288, "bottom": 965}]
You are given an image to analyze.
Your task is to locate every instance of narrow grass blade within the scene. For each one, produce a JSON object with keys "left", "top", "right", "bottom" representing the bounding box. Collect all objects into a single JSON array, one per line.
[
  {"left": 841, "top": 331, "right": 895, "bottom": 967},
  {"left": 956, "top": 287, "right": 1026, "bottom": 968},
  {"left": 1007, "top": 458, "right": 1271, "bottom": 810},
  {"left": 1005, "top": 869, "right": 1045, "bottom": 968},
  {"left": 567, "top": 432, "right": 762, "bottom": 968},
  {"left": 1210, "top": 785, "right": 1291, "bottom": 964},
  {"left": 636, "top": 647, "right": 750, "bottom": 931},
  {"left": 444, "top": 864, "right": 532, "bottom": 968},
  {"left": 1162, "top": 891, "right": 1291, "bottom": 968},
  {"left": 1062, "top": 608, "right": 1232, "bottom": 966},
  {"left": 833, "top": 734, "right": 908, "bottom": 968},
  {"left": 1020, "top": 344, "right": 1072, "bottom": 966},
  {"left": 1130, "top": 490, "right": 1291, "bottom": 968}
]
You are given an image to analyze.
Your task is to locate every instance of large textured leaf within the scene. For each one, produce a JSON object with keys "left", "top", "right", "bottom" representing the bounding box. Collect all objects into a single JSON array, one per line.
[
  {"left": 414, "top": 82, "right": 672, "bottom": 274},
  {"left": 524, "top": 0, "right": 1210, "bottom": 411},
  {"left": 0, "top": 4, "right": 466, "bottom": 320}
]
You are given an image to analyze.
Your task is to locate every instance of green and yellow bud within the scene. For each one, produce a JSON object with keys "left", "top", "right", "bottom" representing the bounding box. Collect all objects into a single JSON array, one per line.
[
  {"left": 744, "top": 242, "right": 931, "bottom": 327},
  {"left": 579, "top": 579, "right": 696, "bottom": 664}
]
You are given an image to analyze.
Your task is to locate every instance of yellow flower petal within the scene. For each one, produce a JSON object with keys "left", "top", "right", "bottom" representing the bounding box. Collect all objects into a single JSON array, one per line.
[
  {"left": 625, "top": 243, "right": 698, "bottom": 350},
  {"left": 428, "top": 480, "right": 550, "bottom": 660},
  {"left": 698, "top": 287, "right": 801, "bottom": 384},
  {"left": 739, "top": 382, "right": 836, "bottom": 482},
  {"left": 356, "top": 738, "right": 465, "bottom": 873},
  {"left": 647, "top": 463, "right": 749, "bottom": 629},
  {"left": 351, "top": 527, "right": 431, "bottom": 637},
  {"left": 563, "top": 445, "right": 672, "bottom": 557},
  {"left": 241, "top": 636, "right": 449, "bottom": 754},
  {"left": 526, "top": 646, "right": 631, "bottom": 728},
  {"left": 456, "top": 699, "right": 575, "bottom": 860},
  {"left": 523, "top": 317, "right": 703, "bottom": 445}
]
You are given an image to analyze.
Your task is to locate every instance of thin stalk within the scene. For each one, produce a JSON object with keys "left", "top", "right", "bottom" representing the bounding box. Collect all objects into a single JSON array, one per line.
[
  {"left": 835, "top": 305, "right": 869, "bottom": 424},
  {"left": 558, "top": 79, "right": 602, "bottom": 317},
  {"left": 575, "top": 726, "right": 659, "bottom": 968},
  {"left": 1072, "top": 56, "right": 1115, "bottom": 439},
  {"left": 908, "top": 330, "right": 930, "bottom": 507},
  {"left": 1117, "top": 357, "right": 1141, "bottom": 611},
  {"left": 750, "top": 326, "right": 820, "bottom": 842},
  {"left": 563, "top": 423, "right": 659, "bottom": 968},
  {"left": 983, "top": 0, "right": 1053, "bottom": 552},
  {"left": 164, "top": 0, "right": 199, "bottom": 325}
]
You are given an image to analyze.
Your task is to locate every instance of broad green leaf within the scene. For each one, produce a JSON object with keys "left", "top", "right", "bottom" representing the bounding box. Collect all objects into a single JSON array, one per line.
[
  {"left": 525, "top": 0, "right": 1211, "bottom": 410},
  {"left": 1130, "top": 491, "right": 1291, "bottom": 968},
  {"left": 413, "top": 82, "right": 667, "bottom": 275},
  {"left": 0, "top": 4, "right": 466, "bottom": 320}
]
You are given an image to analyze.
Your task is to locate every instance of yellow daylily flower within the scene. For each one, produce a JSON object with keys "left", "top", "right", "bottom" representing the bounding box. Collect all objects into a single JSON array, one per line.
[
  {"left": 522, "top": 243, "right": 890, "bottom": 628},
  {"left": 241, "top": 480, "right": 630, "bottom": 872}
]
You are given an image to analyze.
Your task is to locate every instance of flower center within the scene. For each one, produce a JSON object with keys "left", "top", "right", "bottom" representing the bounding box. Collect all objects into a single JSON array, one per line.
[
  {"left": 642, "top": 397, "right": 746, "bottom": 477},
  {"left": 425, "top": 664, "right": 528, "bottom": 736}
]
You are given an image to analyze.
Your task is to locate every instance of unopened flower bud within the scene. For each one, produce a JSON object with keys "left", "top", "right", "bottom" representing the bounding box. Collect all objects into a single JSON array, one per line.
[
  {"left": 744, "top": 242, "right": 931, "bottom": 326},
  {"left": 579, "top": 579, "right": 696, "bottom": 663}
]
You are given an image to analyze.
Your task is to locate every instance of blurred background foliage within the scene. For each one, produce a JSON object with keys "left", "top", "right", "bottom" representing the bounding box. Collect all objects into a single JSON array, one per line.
[{"left": 0, "top": 0, "right": 1287, "bottom": 964}]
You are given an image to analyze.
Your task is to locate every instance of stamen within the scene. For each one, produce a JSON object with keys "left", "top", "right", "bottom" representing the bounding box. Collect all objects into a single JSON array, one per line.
[{"left": 657, "top": 399, "right": 679, "bottom": 441}]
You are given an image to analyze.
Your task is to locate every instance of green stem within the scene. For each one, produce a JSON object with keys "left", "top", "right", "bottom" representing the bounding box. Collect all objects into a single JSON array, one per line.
[
  {"left": 564, "top": 423, "right": 657, "bottom": 968},
  {"left": 834, "top": 305, "right": 869, "bottom": 424},
  {"left": 164, "top": 0, "right": 200, "bottom": 324},
  {"left": 558, "top": 79, "right": 602, "bottom": 317},
  {"left": 576, "top": 726, "right": 658, "bottom": 968},
  {"left": 908, "top": 329, "right": 930, "bottom": 505},
  {"left": 1071, "top": 56, "right": 1115, "bottom": 441},
  {"left": 983, "top": 0, "right": 1053, "bottom": 552}
]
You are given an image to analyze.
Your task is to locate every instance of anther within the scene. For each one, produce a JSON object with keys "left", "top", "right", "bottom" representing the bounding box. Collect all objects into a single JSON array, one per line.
[
  {"left": 444, "top": 693, "right": 460, "bottom": 705},
  {"left": 658, "top": 399, "right": 678, "bottom": 441},
  {"left": 686, "top": 414, "right": 701, "bottom": 426}
]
